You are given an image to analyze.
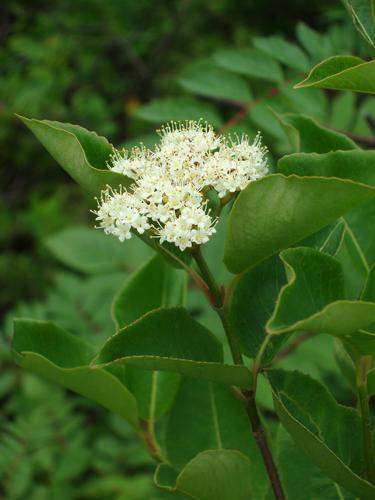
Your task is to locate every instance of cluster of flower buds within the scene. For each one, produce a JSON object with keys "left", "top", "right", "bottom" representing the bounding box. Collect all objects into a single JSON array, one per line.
[{"left": 94, "top": 121, "right": 268, "bottom": 251}]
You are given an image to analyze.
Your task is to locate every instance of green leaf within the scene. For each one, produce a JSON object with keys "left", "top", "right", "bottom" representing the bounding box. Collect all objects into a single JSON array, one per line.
[
  {"left": 269, "top": 369, "right": 375, "bottom": 499},
  {"left": 214, "top": 47, "right": 283, "bottom": 83},
  {"left": 125, "top": 369, "right": 180, "bottom": 422},
  {"left": 345, "top": 199, "right": 375, "bottom": 267},
  {"left": 344, "top": 0, "right": 375, "bottom": 47},
  {"left": 97, "top": 308, "right": 252, "bottom": 388},
  {"left": 329, "top": 92, "right": 356, "bottom": 131},
  {"left": 178, "top": 62, "right": 252, "bottom": 103},
  {"left": 19, "top": 116, "right": 130, "bottom": 195},
  {"left": 112, "top": 255, "right": 186, "bottom": 329},
  {"left": 266, "top": 248, "right": 375, "bottom": 342},
  {"left": 12, "top": 320, "right": 139, "bottom": 428},
  {"left": 253, "top": 36, "right": 310, "bottom": 72},
  {"left": 112, "top": 254, "right": 186, "bottom": 420},
  {"left": 278, "top": 87, "right": 328, "bottom": 122},
  {"left": 134, "top": 97, "right": 223, "bottom": 127},
  {"left": 275, "top": 424, "right": 355, "bottom": 499},
  {"left": 155, "top": 450, "right": 253, "bottom": 500},
  {"left": 224, "top": 173, "right": 375, "bottom": 274},
  {"left": 44, "top": 225, "right": 152, "bottom": 274},
  {"left": 299, "top": 219, "right": 346, "bottom": 256},
  {"left": 248, "top": 102, "right": 285, "bottom": 139},
  {"left": 274, "top": 113, "right": 358, "bottom": 153},
  {"left": 295, "top": 56, "right": 375, "bottom": 94},
  {"left": 278, "top": 150, "right": 375, "bottom": 187},
  {"left": 229, "top": 255, "right": 288, "bottom": 363},
  {"left": 335, "top": 224, "right": 369, "bottom": 299},
  {"left": 165, "top": 378, "right": 269, "bottom": 497},
  {"left": 296, "top": 23, "right": 334, "bottom": 63}
]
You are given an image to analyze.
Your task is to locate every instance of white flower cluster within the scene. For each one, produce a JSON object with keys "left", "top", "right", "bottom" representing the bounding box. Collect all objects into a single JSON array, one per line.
[{"left": 94, "top": 121, "right": 268, "bottom": 251}]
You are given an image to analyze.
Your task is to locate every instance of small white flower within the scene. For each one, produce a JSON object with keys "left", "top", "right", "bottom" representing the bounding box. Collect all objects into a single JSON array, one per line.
[{"left": 95, "top": 122, "right": 268, "bottom": 250}]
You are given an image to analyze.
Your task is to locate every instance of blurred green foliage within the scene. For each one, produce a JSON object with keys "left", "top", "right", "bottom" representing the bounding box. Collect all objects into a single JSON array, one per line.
[{"left": 2, "top": 0, "right": 373, "bottom": 498}]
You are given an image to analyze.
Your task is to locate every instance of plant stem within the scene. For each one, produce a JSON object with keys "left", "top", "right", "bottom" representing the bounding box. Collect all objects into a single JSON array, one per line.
[
  {"left": 192, "top": 245, "right": 285, "bottom": 499},
  {"left": 245, "top": 393, "right": 286, "bottom": 500},
  {"left": 192, "top": 246, "right": 243, "bottom": 365},
  {"left": 356, "top": 356, "right": 375, "bottom": 484},
  {"left": 192, "top": 246, "right": 223, "bottom": 308},
  {"left": 252, "top": 335, "right": 272, "bottom": 393},
  {"left": 217, "top": 306, "right": 244, "bottom": 366}
]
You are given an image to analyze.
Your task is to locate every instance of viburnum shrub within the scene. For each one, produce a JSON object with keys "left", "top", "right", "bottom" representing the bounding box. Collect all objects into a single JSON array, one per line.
[{"left": 12, "top": 23, "right": 375, "bottom": 500}]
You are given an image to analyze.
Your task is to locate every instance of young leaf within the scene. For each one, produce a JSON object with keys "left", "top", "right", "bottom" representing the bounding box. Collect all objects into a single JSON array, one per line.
[
  {"left": 214, "top": 47, "right": 283, "bottom": 83},
  {"left": 268, "top": 369, "right": 375, "bottom": 499},
  {"left": 12, "top": 320, "right": 139, "bottom": 428},
  {"left": 165, "top": 378, "right": 269, "bottom": 498},
  {"left": 266, "top": 247, "right": 375, "bottom": 342},
  {"left": 19, "top": 116, "right": 130, "bottom": 195},
  {"left": 155, "top": 450, "right": 253, "bottom": 500},
  {"left": 295, "top": 56, "right": 375, "bottom": 94},
  {"left": 224, "top": 174, "right": 375, "bottom": 274},
  {"left": 274, "top": 113, "right": 358, "bottom": 153},
  {"left": 97, "top": 308, "right": 252, "bottom": 388},
  {"left": 253, "top": 36, "right": 310, "bottom": 72}
]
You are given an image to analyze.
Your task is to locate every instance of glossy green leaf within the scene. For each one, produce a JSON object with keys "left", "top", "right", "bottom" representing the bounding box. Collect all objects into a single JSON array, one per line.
[
  {"left": 19, "top": 116, "right": 129, "bottom": 195},
  {"left": 112, "top": 254, "right": 186, "bottom": 329},
  {"left": 269, "top": 369, "right": 375, "bottom": 499},
  {"left": 214, "top": 47, "right": 283, "bottom": 83},
  {"left": 278, "top": 150, "right": 375, "bottom": 187},
  {"left": 97, "top": 308, "right": 252, "bottom": 388},
  {"left": 134, "top": 97, "right": 222, "bottom": 127},
  {"left": 267, "top": 247, "right": 375, "bottom": 340},
  {"left": 224, "top": 173, "right": 375, "bottom": 273},
  {"left": 229, "top": 255, "right": 288, "bottom": 363},
  {"left": 275, "top": 113, "right": 358, "bottom": 153},
  {"left": 44, "top": 226, "right": 151, "bottom": 274},
  {"left": 12, "top": 320, "right": 139, "bottom": 428},
  {"left": 253, "top": 36, "right": 310, "bottom": 72},
  {"left": 165, "top": 378, "right": 269, "bottom": 497},
  {"left": 295, "top": 56, "right": 375, "bottom": 94},
  {"left": 178, "top": 63, "right": 252, "bottom": 103},
  {"left": 344, "top": 0, "right": 375, "bottom": 47},
  {"left": 155, "top": 450, "right": 253, "bottom": 500}
]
